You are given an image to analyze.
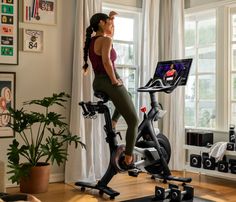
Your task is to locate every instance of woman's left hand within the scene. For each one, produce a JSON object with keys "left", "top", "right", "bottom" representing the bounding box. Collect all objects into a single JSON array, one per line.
[{"left": 118, "top": 78, "right": 123, "bottom": 85}]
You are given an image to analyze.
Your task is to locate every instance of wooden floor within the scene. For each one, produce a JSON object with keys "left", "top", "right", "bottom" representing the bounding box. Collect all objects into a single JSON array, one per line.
[{"left": 6, "top": 171, "right": 236, "bottom": 202}]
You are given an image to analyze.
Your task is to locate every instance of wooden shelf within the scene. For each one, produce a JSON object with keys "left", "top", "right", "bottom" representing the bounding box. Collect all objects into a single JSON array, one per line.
[
  {"left": 183, "top": 145, "right": 236, "bottom": 156},
  {"left": 184, "top": 145, "right": 236, "bottom": 180},
  {"left": 184, "top": 164, "right": 236, "bottom": 180}
]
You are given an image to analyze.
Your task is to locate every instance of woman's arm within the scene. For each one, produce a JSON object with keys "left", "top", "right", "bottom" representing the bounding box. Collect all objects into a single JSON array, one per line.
[
  {"left": 107, "top": 11, "right": 118, "bottom": 38},
  {"left": 101, "top": 37, "right": 121, "bottom": 85}
]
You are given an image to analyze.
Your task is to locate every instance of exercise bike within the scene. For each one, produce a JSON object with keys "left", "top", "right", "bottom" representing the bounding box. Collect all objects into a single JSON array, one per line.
[{"left": 75, "top": 58, "right": 193, "bottom": 199}]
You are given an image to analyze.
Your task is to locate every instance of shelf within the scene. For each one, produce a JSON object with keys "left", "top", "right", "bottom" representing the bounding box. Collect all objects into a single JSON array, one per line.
[
  {"left": 184, "top": 145, "right": 236, "bottom": 181},
  {"left": 184, "top": 164, "right": 236, "bottom": 180},
  {"left": 183, "top": 145, "right": 236, "bottom": 156}
]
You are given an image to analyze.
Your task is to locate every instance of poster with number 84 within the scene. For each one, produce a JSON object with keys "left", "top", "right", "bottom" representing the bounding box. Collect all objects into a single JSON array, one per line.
[{"left": 23, "top": 29, "right": 43, "bottom": 52}]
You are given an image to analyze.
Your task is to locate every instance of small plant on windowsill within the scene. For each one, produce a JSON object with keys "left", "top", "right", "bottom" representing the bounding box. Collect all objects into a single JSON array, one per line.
[{"left": 4, "top": 92, "right": 85, "bottom": 193}]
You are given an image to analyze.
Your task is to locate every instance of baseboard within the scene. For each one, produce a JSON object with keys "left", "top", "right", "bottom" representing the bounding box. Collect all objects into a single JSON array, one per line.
[
  {"left": 6, "top": 172, "right": 65, "bottom": 188},
  {"left": 49, "top": 173, "right": 65, "bottom": 183}
]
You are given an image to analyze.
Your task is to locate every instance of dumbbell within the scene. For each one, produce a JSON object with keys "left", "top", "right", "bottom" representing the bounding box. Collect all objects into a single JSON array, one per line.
[
  {"left": 218, "top": 160, "right": 228, "bottom": 173},
  {"left": 202, "top": 153, "right": 215, "bottom": 170},
  {"left": 227, "top": 142, "right": 235, "bottom": 151},
  {"left": 153, "top": 183, "right": 178, "bottom": 200},
  {"left": 170, "top": 185, "right": 194, "bottom": 202},
  {"left": 190, "top": 154, "right": 201, "bottom": 168}
]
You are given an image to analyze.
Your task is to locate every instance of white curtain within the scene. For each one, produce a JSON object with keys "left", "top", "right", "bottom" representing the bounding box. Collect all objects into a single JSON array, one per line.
[
  {"left": 139, "top": 0, "right": 160, "bottom": 108},
  {"left": 158, "top": 0, "right": 185, "bottom": 170},
  {"left": 140, "top": 0, "right": 185, "bottom": 170},
  {"left": 65, "top": 0, "right": 109, "bottom": 183}
]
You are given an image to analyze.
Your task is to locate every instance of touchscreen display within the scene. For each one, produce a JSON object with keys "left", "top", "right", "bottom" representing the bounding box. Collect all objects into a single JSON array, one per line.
[{"left": 153, "top": 58, "right": 193, "bottom": 86}]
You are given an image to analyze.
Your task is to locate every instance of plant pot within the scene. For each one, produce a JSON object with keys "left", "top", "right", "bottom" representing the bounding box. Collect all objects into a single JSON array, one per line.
[{"left": 20, "top": 162, "right": 50, "bottom": 194}]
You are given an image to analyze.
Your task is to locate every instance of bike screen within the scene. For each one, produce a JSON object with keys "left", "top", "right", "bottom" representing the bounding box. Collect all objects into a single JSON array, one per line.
[{"left": 153, "top": 58, "right": 193, "bottom": 86}]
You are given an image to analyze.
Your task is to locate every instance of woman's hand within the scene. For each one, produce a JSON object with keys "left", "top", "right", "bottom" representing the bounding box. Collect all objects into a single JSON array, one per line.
[
  {"left": 107, "top": 11, "right": 118, "bottom": 38},
  {"left": 112, "top": 79, "right": 123, "bottom": 86},
  {"left": 109, "top": 11, "right": 118, "bottom": 20}
]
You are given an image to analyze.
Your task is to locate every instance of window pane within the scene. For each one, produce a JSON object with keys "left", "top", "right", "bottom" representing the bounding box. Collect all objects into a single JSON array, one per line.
[
  {"left": 232, "top": 15, "right": 236, "bottom": 41},
  {"left": 113, "top": 17, "right": 134, "bottom": 41},
  {"left": 198, "top": 75, "right": 216, "bottom": 100},
  {"left": 231, "top": 103, "right": 236, "bottom": 124},
  {"left": 232, "top": 44, "right": 236, "bottom": 70},
  {"left": 198, "top": 101, "right": 216, "bottom": 128},
  {"left": 116, "top": 68, "right": 137, "bottom": 103},
  {"left": 232, "top": 74, "right": 236, "bottom": 100},
  {"left": 185, "top": 48, "right": 196, "bottom": 75},
  {"left": 185, "top": 10, "right": 216, "bottom": 130},
  {"left": 113, "top": 43, "right": 134, "bottom": 65},
  {"left": 185, "top": 76, "right": 195, "bottom": 100},
  {"left": 198, "top": 47, "right": 216, "bottom": 73},
  {"left": 198, "top": 18, "right": 216, "bottom": 45},
  {"left": 185, "top": 21, "right": 196, "bottom": 47},
  {"left": 185, "top": 100, "right": 196, "bottom": 127}
]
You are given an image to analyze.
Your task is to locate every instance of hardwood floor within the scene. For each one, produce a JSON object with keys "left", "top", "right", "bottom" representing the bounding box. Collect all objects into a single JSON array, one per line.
[{"left": 6, "top": 171, "right": 236, "bottom": 202}]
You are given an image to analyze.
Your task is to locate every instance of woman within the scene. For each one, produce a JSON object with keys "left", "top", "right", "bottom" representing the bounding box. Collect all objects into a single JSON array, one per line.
[{"left": 82, "top": 13, "right": 139, "bottom": 167}]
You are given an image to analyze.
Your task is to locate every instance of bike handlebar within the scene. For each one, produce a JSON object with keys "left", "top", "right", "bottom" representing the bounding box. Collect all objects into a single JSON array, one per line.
[{"left": 137, "top": 70, "right": 184, "bottom": 94}]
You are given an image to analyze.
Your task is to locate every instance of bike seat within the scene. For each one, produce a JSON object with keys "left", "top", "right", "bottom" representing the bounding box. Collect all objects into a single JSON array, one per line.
[{"left": 94, "top": 91, "right": 110, "bottom": 103}]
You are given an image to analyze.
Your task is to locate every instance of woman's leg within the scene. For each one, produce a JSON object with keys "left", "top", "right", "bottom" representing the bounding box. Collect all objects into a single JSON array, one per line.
[
  {"left": 93, "top": 75, "right": 139, "bottom": 163},
  {"left": 111, "top": 91, "right": 133, "bottom": 130}
]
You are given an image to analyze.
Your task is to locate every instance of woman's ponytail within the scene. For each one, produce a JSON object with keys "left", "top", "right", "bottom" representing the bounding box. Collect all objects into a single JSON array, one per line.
[{"left": 83, "top": 25, "right": 93, "bottom": 73}]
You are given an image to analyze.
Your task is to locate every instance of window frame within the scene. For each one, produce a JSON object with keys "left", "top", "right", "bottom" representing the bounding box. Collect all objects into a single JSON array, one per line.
[
  {"left": 184, "top": 3, "right": 235, "bottom": 133},
  {"left": 185, "top": 9, "right": 217, "bottom": 130}
]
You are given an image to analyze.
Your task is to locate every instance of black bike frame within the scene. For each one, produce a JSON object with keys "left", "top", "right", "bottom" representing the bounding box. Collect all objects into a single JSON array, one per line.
[{"left": 136, "top": 92, "right": 171, "bottom": 176}]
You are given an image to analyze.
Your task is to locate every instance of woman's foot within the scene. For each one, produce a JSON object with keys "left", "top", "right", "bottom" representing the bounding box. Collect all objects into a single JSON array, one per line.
[
  {"left": 118, "top": 154, "right": 135, "bottom": 171},
  {"left": 124, "top": 155, "right": 133, "bottom": 165}
]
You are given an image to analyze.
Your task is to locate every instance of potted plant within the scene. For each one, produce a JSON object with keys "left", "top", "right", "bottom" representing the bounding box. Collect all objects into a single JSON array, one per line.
[{"left": 5, "top": 92, "right": 85, "bottom": 193}]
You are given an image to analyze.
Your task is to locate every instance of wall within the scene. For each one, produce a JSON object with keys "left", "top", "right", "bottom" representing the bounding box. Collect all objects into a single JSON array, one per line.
[
  {"left": 103, "top": 0, "right": 142, "bottom": 8},
  {"left": 185, "top": 0, "right": 225, "bottom": 8},
  {"left": 0, "top": 0, "right": 75, "bottom": 186}
]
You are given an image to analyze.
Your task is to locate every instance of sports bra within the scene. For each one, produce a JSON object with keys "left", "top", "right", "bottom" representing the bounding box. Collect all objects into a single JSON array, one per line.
[{"left": 89, "top": 36, "right": 117, "bottom": 75}]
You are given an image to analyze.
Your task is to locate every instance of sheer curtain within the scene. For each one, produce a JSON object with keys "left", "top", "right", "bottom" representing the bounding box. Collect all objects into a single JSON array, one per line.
[
  {"left": 139, "top": 0, "right": 160, "bottom": 108},
  {"left": 140, "top": 0, "right": 185, "bottom": 170},
  {"left": 65, "top": 0, "right": 109, "bottom": 183},
  {"left": 158, "top": 0, "right": 185, "bottom": 170}
]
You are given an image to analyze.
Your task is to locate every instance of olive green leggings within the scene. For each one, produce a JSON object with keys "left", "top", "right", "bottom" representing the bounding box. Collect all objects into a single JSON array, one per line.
[{"left": 93, "top": 74, "right": 139, "bottom": 156}]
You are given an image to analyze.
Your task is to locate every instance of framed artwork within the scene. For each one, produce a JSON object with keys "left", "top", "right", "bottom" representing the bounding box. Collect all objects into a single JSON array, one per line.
[
  {"left": 23, "top": 29, "right": 43, "bottom": 52},
  {"left": 0, "top": 0, "right": 19, "bottom": 65},
  {"left": 23, "top": 0, "right": 57, "bottom": 25},
  {"left": 0, "top": 72, "right": 15, "bottom": 138}
]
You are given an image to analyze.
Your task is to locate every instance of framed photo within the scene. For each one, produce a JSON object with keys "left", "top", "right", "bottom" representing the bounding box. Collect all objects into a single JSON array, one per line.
[
  {"left": 23, "top": 0, "right": 57, "bottom": 25},
  {"left": 0, "top": 72, "right": 15, "bottom": 138},
  {"left": 0, "top": 0, "right": 19, "bottom": 65},
  {"left": 23, "top": 29, "right": 43, "bottom": 52}
]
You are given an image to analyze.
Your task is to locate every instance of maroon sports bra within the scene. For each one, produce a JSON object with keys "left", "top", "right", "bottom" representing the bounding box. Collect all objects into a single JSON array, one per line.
[{"left": 89, "top": 36, "right": 117, "bottom": 75}]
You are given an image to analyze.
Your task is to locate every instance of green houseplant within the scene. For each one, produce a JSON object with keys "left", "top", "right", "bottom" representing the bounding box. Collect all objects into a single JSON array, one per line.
[{"left": 5, "top": 92, "right": 85, "bottom": 193}]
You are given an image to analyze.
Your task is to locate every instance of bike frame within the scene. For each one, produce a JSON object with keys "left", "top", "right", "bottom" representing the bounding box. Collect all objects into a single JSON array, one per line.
[{"left": 135, "top": 92, "right": 171, "bottom": 176}]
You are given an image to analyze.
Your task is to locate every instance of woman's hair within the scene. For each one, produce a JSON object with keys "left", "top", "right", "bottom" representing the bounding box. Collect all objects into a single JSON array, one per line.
[{"left": 83, "top": 13, "right": 109, "bottom": 72}]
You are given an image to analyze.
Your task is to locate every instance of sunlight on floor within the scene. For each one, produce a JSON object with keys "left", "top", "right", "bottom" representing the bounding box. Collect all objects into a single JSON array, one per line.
[
  {"left": 67, "top": 194, "right": 99, "bottom": 202},
  {"left": 202, "top": 194, "right": 226, "bottom": 202}
]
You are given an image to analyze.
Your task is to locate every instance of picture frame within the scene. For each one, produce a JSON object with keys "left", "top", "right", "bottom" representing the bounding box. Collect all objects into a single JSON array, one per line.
[
  {"left": 0, "top": 72, "right": 16, "bottom": 138},
  {"left": 0, "top": 0, "right": 19, "bottom": 65},
  {"left": 23, "top": 28, "right": 43, "bottom": 52},
  {"left": 23, "top": 0, "right": 57, "bottom": 25}
]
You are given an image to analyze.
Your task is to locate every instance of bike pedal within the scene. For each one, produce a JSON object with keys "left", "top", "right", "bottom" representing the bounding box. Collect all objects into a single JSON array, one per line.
[{"left": 128, "top": 168, "right": 141, "bottom": 177}]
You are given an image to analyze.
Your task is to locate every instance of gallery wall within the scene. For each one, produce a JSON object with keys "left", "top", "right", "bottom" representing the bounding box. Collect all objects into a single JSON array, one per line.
[{"left": 0, "top": 0, "right": 75, "bottom": 186}]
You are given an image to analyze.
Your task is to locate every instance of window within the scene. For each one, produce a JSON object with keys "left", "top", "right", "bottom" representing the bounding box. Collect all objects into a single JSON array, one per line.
[
  {"left": 230, "top": 8, "right": 236, "bottom": 124},
  {"left": 102, "top": 4, "right": 141, "bottom": 127},
  {"left": 184, "top": 10, "right": 216, "bottom": 129}
]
